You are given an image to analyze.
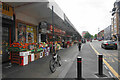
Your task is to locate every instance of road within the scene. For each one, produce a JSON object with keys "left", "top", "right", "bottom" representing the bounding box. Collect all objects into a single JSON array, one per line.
[{"left": 90, "top": 40, "right": 120, "bottom": 79}]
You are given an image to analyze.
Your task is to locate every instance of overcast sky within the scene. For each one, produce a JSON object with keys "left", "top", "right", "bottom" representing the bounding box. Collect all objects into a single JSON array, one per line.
[{"left": 55, "top": 0, "right": 116, "bottom": 35}]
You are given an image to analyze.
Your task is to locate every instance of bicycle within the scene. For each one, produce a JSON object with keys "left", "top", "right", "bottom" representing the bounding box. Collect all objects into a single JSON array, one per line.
[{"left": 49, "top": 53, "right": 61, "bottom": 73}]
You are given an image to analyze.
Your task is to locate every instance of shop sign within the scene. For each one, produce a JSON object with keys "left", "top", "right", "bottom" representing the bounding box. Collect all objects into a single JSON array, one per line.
[
  {"left": 67, "top": 35, "right": 71, "bottom": 37},
  {"left": 2, "top": 3, "right": 13, "bottom": 20},
  {"left": 61, "top": 31, "right": 66, "bottom": 34},
  {"left": 40, "top": 21, "right": 47, "bottom": 28},
  {"left": 41, "top": 28, "right": 47, "bottom": 34}
]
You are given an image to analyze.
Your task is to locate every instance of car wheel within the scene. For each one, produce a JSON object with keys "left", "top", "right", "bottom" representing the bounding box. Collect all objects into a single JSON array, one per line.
[{"left": 103, "top": 45, "right": 106, "bottom": 49}]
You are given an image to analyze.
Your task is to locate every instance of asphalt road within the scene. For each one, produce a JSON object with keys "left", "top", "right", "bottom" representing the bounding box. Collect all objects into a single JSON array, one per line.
[
  {"left": 90, "top": 40, "right": 120, "bottom": 79},
  {"left": 65, "top": 41, "right": 113, "bottom": 79}
]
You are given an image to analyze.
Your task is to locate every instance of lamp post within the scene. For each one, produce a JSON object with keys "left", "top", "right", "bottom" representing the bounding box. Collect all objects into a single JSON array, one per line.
[{"left": 52, "top": 6, "right": 55, "bottom": 53}]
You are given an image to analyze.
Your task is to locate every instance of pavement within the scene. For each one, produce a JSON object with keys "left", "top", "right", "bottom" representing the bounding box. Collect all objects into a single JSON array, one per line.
[
  {"left": 2, "top": 44, "right": 78, "bottom": 79},
  {"left": 1, "top": 42, "right": 119, "bottom": 80}
]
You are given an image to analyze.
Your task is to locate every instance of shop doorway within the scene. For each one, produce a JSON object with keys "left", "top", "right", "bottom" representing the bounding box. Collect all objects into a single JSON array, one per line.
[
  {"left": 2, "top": 25, "right": 9, "bottom": 62},
  {"left": 41, "top": 34, "right": 46, "bottom": 42},
  {"left": 2, "top": 18, "right": 13, "bottom": 63}
]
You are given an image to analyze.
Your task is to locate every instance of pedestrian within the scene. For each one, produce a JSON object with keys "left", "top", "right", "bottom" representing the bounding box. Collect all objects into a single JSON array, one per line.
[
  {"left": 78, "top": 40, "right": 82, "bottom": 51},
  {"left": 62, "top": 39, "right": 65, "bottom": 48}
]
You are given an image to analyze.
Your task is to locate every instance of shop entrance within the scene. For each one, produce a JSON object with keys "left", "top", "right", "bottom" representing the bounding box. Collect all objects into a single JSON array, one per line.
[
  {"left": 41, "top": 34, "right": 46, "bottom": 42},
  {"left": 2, "top": 18, "right": 13, "bottom": 63},
  {"left": 2, "top": 25, "right": 9, "bottom": 62}
]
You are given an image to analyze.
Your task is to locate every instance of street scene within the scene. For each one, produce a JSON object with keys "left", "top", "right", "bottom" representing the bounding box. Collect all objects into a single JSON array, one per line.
[{"left": 0, "top": 0, "right": 120, "bottom": 80}]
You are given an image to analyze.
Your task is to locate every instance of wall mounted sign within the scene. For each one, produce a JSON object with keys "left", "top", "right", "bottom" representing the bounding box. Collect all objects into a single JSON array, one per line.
[{"left": 2, "top": 2, "right": 13, "bottom": 20}]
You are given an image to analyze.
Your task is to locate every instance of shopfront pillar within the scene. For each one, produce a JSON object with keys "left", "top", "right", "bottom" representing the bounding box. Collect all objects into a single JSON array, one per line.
[{"left": 11, "top": 13, "right": 16, "bottom": 43}]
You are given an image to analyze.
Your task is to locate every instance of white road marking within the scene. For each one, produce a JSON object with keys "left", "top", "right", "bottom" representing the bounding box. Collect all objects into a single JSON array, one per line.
[{"left": 109, "top": 72, "right": 114, "bottom": 78}]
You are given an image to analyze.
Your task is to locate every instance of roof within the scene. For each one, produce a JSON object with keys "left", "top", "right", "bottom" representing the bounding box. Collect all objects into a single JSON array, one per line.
[{"left": 3, "top": 1, "right": 80, "bottom": 35}]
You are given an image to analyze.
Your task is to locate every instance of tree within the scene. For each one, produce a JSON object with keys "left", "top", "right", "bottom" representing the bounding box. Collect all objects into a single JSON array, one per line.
[
  {"left": 84, "top": 32, "right": 91, "bottom": 39},
  {"left": 91, "top": 35, "right": 93, "bottom": 39},
  {"left": 94, "top": 34, "right": 97, "bottom": 39}
]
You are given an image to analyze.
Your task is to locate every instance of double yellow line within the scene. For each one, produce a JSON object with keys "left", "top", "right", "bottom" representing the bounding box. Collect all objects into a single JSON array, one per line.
[{"left": 90, "top": 44, "right": 120, "bottom": 80}]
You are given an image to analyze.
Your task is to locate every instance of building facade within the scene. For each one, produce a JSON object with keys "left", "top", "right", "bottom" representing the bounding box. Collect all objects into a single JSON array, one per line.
[
  {"left": 112, "top": 0, "right": 120, "bottom": 40},
  {"left": 104, "top": 25, "right": 112, "bottom": 40},
  {"left": 1, "top": 2, "right": 81, "bottom": 63},
  {"left": 97, "top": 30, "right": 104, "bottom": 40},
  {"left": 82, "top": 31, "right": 88, "bottom": 38}
]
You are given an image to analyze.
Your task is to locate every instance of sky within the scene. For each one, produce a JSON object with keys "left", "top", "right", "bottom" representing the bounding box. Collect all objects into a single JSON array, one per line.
[{"left": 55, "top": 0, "right": 116, "bottom": 35}]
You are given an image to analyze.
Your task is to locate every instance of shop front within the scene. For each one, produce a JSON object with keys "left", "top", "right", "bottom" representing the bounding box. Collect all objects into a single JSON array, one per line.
[
  {"left": 1, "top": 4, "right": 50, "bottom": 65},
  {"left": 16, "top": 20, "right": 37, "bottom": 43},
  {"left": 1, "top": 2, "right": 14, "bottom": 62},
  {"left": 38, "top": 21, "right": 48, "bottom": 43},
  {"left": 6, "top": 19, "right": 51, "bottom": 66},
  {"left": 47, "top": 24, "right": 66, "bottom": 52},
  {"left": 1, "top": 2, "right": 62, "bottom": 65},
  {"left": 1, "top": 2, "right": 79, "bottom": 66}
]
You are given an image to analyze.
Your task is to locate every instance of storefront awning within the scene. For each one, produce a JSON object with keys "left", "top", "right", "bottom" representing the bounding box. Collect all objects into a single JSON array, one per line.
[{"left": 6, "top": 2, "right": 78, "bottom": 35}]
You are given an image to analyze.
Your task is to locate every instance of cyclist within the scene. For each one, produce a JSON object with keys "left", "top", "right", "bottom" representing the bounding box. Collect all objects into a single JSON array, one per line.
[{"left": 49, "top": 42, "right": 61, "bottom": 73}]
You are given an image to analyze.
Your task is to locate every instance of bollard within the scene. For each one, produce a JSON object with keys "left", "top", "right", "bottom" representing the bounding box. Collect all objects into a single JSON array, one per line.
[
  {"left": 98, "top": 54, "right": 103, "bottom": 75},
  {"left": 95, "top": 54, "right": 107, "bottom": 77},
  {"left": 77, "top": 56, "right": 82, "bottom": 79}
]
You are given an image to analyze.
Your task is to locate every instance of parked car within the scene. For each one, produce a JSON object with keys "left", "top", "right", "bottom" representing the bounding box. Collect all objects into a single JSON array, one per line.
[
  {"left": 98, "top": 39, "right": 102, "bottom": 41},
  {"left": 87, "top": 39, "right": 90, "bottom": 42},
  {"left": 101, "top": 40, "right": 117, "bottom": 49}
]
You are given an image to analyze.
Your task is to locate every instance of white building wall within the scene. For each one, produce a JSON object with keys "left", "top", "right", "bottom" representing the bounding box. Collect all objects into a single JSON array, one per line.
[
  {"left": 15, "top": 12, "right": 39, "bottom": 41},
  {"left": 104, "top": 26, "right": 111, "bottom": 40},
  {"left": 15, "top": 12, "right": 38, "bottom": 25}
]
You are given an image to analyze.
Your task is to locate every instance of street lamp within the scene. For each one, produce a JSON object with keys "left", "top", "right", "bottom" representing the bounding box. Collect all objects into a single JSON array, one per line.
[{"left": 52, "top": 6, "right": 55, "bottom": 54}]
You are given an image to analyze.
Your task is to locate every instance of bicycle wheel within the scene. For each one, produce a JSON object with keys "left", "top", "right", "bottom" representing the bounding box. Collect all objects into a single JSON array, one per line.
[
  {"left": 49, "top": 59, "right": 56, "bottom": 73},
  {"left": 57, "top": 55, "right": 61, "bottom": 66}
]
